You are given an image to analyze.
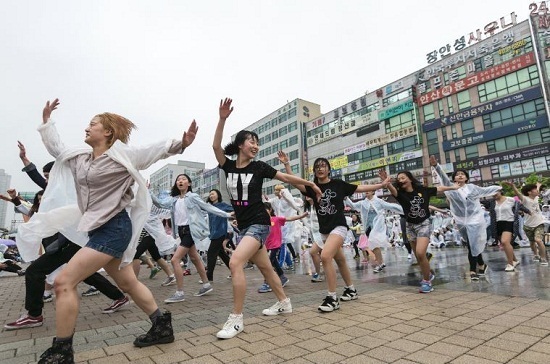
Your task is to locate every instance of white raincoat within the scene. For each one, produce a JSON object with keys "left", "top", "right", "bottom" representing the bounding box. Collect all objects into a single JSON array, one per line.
[
  {"left": 17, "top": 119, "right": 184, "bottom": 267},
  {"left": 433, "top": 164, "right": 501, "bottom": 256},
  {"left": 345, "top": 196, "right": 403, "bottom": 249}
]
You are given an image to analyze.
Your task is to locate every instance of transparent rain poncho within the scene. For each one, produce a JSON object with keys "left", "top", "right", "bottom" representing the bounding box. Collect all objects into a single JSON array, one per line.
[
  {"left": 434, "top": 164, "right": 501, "bottom": 256},
  {"left": 345, "top": 196, "right": 403, "bottom": 249}
]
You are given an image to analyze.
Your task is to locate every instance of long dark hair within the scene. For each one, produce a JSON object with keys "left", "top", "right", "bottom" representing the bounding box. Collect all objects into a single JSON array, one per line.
[
  {"left": 223, "top": 130, "right": 259, "bottom": 156},
  {"left": 206, "top": 189, "right": 223, "bottom": 204},
  {"left": 394, "top": 170, "right": 423, "bottom": 191},
  {"left": 264, "top": 202, "right": 275, "bottom": 216},
  {"left": 312, "top": 157, "right": 331, "bottom": 184},
  {"left": 30, "top": 190, "right": 44, "bottom": 216},
  {"left": 170, "top": 174, "right": 193, "bottom": 197}
]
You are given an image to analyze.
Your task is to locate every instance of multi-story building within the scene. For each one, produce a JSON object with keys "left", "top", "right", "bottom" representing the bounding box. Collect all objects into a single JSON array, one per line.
[
  {"left": 306, "top": 10, "right": 550, "bottom": 192},
  {"left": 0, "top": 169, "right": 11, "bottom": 229},
  {"left": 234, "top": 98, "right": 321, "bottom": 199},
  {"left": 149, "top": 160, "right": 205, "bottom": 195}
]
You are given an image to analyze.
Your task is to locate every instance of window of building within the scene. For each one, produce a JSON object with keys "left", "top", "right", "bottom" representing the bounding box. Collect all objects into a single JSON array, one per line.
[
  {"left": 461, "top": 119, "right": 475, "bottom": 136},
  {"left": 291, "top": 164, "right": 299, "bottom": 174},
  {"left": 383, "top": 89, "right": 411, "bottom": 107},
  {"left": 457, "top": 90, "right": 471, "bottom": 110},
  {"left": 347, "top": 146, "right": 384, "bottom": 164},
  {"left": 289, "top": 135, "right": 298, "bottom": 146},
  {"left": 444, "top": 151, "right": 451, "bottom": 163},
  {"left": 288, "top": 150, "right": 298, "bottom": 160},
  {"left": 279, "top": 112, "right": 288, "bottom": 123},
  {"left": 288, "top": 120, "right": 298, "bottom": 132},
  {"left": 486, "top": 128, "right": 550, "bottom": 153},
  {"left": 422, "top": 103, "right": 435, "bottom": 121},
  {"left": 387, "top": 136, "right": 420, "bottom": 155},
  {"left": 451, "top": 124, "right": 458, "bottom": 138},
  {"left": 279, "top": 140, "right": 288, "bottom": 150},
  {"left": 426, "top": 130, "right": 439, "bottom": 157},
  {"left": 264, "top": 134, "right": 271, "bottom": 143},
  {"left": 478, "top": 65, "right": 540, "bottom": 102},
  {"left": 279, "top": 125, "right": 288, "bottom": 136},
  {"left": 288, "top": 108, "right": 297, "bottom": 118},
  {"left": 464, "top": 145, "right": 479, "bottom": 159},
  {"left": 272, "top": 130, "right": 278, "bottom": 139},
  {"left": 482, "top": 98, "right": 546, "bottom": 129},
  {"left": 385, "top": 110, "right": 415, "bottom": 132}
]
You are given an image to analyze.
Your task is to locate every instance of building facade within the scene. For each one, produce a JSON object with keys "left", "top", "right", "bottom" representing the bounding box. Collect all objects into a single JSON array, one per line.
[{"left": 306, "top": 10, "right": 550, "bottom": 193}]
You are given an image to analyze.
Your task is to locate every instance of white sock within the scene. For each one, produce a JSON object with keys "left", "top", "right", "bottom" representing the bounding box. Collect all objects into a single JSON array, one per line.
[{"left": 43, "top": 290, "right": 52, "bottom": 297}]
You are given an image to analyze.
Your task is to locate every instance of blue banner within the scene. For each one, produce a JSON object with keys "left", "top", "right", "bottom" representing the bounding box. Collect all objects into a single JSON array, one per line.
[
  {"left": 423, "top": 87, "right": 543, "bottom": 132},
  {"left": 442, "top": 115, "right": 549, "bottom": 151}
]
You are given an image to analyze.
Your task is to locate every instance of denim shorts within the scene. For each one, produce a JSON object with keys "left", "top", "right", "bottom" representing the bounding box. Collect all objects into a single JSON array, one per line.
[
  {"left": 177, "top": 225, "right": 195, "bottom": 248},
  {"left": 238, "top": 224, "right": 270, "bottom": 248},
  {"left": 86, "top": 210, "right": 132, "bottom": 259}
]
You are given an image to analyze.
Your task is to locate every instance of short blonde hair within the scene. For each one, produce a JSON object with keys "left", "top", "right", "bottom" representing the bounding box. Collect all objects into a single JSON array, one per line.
[
  {"left": 274, "top": 184, "right": 285, "bottom": 191},
  {"left": 95, "top": 112, "right": 137, "bottom": 146}
]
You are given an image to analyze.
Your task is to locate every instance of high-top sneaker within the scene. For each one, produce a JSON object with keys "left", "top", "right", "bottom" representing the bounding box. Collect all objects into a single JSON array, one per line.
[
  {"left": 38, "top": 338, "right": 74, "bottom": 364},
  {"left": 133, "top": 311, "right": 175, "bottom": 347}
]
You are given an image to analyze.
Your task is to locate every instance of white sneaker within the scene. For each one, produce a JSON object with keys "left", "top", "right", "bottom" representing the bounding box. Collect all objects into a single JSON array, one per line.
[
  {"left": 513, "top": 260, "right": 520, "bottom": 268},
  {"left": 216, "top": 313, "right": 243, "bottom": 339},
  {"left": 504, "top": 264, "right": 515, "bottom": 272},
  {"left": 407, "top": 254, "right": 412, "bottom": 260},
  {"left": 262, "top": 298, "right": 292, "bottom": 316}
]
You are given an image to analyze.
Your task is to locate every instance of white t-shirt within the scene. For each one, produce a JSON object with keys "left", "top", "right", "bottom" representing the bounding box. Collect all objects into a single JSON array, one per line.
[
  {"left": 521, "top": 196, "right": 545, "bottom": 228},
  {"left": 495, "top": 197, "right": 515, "bottom": 222}
]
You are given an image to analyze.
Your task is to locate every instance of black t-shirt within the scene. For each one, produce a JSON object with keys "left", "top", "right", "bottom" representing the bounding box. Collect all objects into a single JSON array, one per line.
[
  {"left": 395, "top": 185, "right": 437, "bottom": 224},
  {"left": 304, "top": 179, "right": 357, "bottom": 234},
  {"left": 221, "top": 159, "right": 277, "bottom": 229}
]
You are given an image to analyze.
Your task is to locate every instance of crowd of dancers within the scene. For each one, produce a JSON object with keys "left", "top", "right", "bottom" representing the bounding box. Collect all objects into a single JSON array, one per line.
[{"left": 0, "top": 98, "right": 548, "bottom": 363}]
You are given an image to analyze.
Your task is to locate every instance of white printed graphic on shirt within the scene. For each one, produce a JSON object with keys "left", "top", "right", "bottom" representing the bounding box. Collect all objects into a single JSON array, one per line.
[
  {"left": 317, "top": 189, "right": 337, "bottom": 216},
  {"left": 409, "top": 195, "right": 426, "bottom": 219},
  {"left": 227, "top": 173, "right": 253, "bottom": 201}
]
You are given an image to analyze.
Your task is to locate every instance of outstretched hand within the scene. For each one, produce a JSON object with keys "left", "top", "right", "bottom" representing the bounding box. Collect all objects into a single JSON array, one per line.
[
  {"left": 17, "top": 141, "right": 26, "bottom": 160},
  {"left": 378, "top": 169, "right": 388, "bottom": 181},
  {"left": 219, "top": 98, "right": 234, "bottom": 120},
  {"left": 182, "top": 120, "right": 198, "bottom": 148},
  {"left": 43, "top": 99, "right": 60, "bottom": 124},
  {"left": 7, "top": 189, "right": 17, "bottom": 199},
  {"left": 312, "top": 185, "right": 323, "bottom": 202},
  {"left": 0, "top": 194, "right": 11, "bottom": 202},
  {"left": 277, "top": 150, "right": 289, "bottom": 164}
]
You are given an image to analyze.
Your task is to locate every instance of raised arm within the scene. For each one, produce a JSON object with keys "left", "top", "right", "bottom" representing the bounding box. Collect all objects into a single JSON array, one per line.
[
  {"left": 502, "top": 181, "right": 523, "bottom": 202},
  {"left": 379, "top": 169, "right": 398, "bottom": 197},
  {"left": 344, "top": 197, "right": 361, "bottom": 211},
  {"left": 193, "top": 195, "right": 233, "bottom": 218},
  {"left": 281, "top": 188, "right": 301, "bottom": 212},
  {"left": 430, "top": 155, "right": 452, "bottom": 186},
  {"left": 285, "top": 211, "right": 309, "bottom": 222},
  {"left": 38, "top": 98, "right": 67, "bottom": 158},
  {"left": 277, "top": 150, "right": 293, "bottom": 175},
  {"left": 213, "top": 98, "right": 233, "bottom": 167},
  {"left": 18, "top": 141, "right": 48, "bottom": 189},
  {"left": 130, "top": 119, "right": 196, "bottom": 170},
  {"left": 436, "top": 185, "right": 460, "bottom": 193},
  {"left": 274, "top": 171, "right": 322, "bottom": 201}
]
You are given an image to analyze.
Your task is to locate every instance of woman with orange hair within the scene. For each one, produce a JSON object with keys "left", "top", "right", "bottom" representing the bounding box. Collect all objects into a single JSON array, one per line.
[{"left": 18, "top": 99, "right": 198, "bottom": 363}]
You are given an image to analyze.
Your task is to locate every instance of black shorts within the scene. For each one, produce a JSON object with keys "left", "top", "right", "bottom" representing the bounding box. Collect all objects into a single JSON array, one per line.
[
  {"left": 177, "top": 225, "right": 195, "bottom": 248},
  {"left": 497, "top": 221, "right": 514, "bottom": 237},
  {"left": 133, "top": 230, "right": 162, "bottom": 261}
]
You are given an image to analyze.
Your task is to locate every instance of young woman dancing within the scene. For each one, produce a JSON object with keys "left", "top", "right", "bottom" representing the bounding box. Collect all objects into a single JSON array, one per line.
[
  {"left": 279, "top": 151, "right": 389, "bottom": 312},
  {"left": 213, "top": 98, "right": 322, "bottom": 339},
  {"left": 18, "top": 99, "right": 198, "bottom": 363}
]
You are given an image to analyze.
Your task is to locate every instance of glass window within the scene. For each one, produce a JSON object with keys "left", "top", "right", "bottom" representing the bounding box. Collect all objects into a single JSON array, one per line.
[
  {"left": 482, "top": 98, "right": 546, "bottom": 129},
  {"left": 288, "top": 121, "right": 298, "bottom": 132},
  {"left": 464, "top": 145, "right": 478, "bottom": 158},
  {"left": 422, "top": 103, "right": 435, "bottom": 120},
  {"left": 457, "top": 90, "right": 471, "bottom": 110},
  {"left": 478, "top": 65, "right": 540, "bottom": 102},
  {"left": 462, "top": 119, "right": 475, "bottom": 136},
  {"left": 289, "top": 135, "right": 298, "bottom": 146},
  {"left": 385, "top": 110, "right": 414, "bottom": 132},
  {"left": 387, "top": 136, "right": 419, "bottom": 155}
]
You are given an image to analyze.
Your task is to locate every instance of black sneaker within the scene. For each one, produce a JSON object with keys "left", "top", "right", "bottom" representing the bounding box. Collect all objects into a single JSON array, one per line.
[
  {"left": 318, "top": 296, "right": 340, "bottom": 312},
  {"left": 340, "top": 287, "right": 358, "bottom": 301}
]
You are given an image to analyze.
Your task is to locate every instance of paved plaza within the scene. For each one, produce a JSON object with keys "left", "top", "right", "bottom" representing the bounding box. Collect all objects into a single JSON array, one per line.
[{"left": 1, "top": 245, "right": 550, "bottom": 363}]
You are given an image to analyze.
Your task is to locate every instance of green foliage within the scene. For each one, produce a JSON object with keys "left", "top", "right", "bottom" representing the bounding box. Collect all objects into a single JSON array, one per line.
[{"left": 431, "top": 196, "right": 449, "bottom": 208}]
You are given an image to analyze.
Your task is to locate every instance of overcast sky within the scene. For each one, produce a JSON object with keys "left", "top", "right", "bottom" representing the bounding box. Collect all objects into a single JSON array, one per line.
[{"left": 0, "top": 0, "right": 528, "bottom": 206}]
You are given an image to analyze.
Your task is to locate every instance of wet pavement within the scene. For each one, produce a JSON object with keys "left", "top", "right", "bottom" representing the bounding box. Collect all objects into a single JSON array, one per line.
[{"left": 1, "top": 244, "right": 550, "bottom": 363}]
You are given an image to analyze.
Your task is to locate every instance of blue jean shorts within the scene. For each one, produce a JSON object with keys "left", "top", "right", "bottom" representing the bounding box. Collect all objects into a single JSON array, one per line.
[
  {"left": 86, "top": 210, "right": 132, "bottom": 259},
  {"left": 238, "top": 224, "right": 270, "bottom": 248}
]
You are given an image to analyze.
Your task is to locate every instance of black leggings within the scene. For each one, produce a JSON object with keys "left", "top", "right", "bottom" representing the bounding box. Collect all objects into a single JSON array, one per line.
[
  {"left": 460, "top": 227, "right": 485, "bottom": 272},
  {"left": 206, "top": 236, "right": 231, "bottom": 281},
  {"left": 133, "top": 231, "right": 162, "bottom": 261},
  {"left": 269, "top": 248, "right": 284, "bottom": 277},
  {"left": 401, "top": 216, "right": 412, "bottom": 254}
]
